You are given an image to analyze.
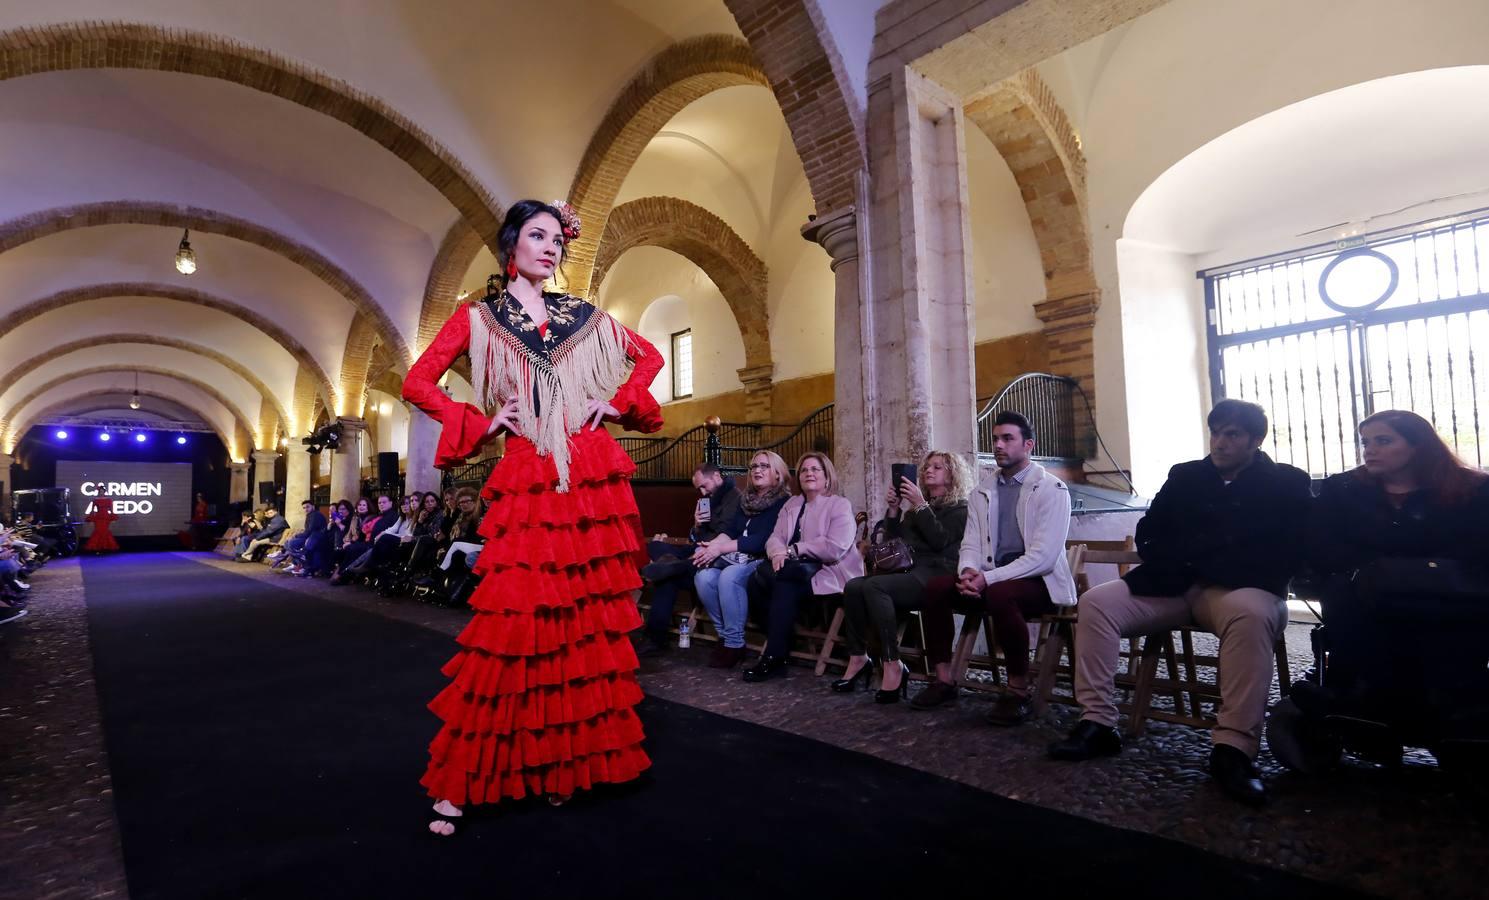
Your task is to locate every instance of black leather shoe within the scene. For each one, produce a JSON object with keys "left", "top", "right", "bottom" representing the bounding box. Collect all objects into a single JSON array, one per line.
[
  {"left": 635, "top": 636, "right": 671, "bottom": 658},
  {"left": 1209, "top": 744, "right": 1267, "bottom": 806},
  {"left": 831, "top": 656, "right": 875, "bottom": 693},
  {"left": 742, "top": 655, "right": 787, "bottom": 683},
  {"left": 874, "top": 661, "right": 910, "bottom": 704},
  {"left": 984, "top": 691, "right": 1033, "bottom": 727},
  {"left": 909, "top": 680, "right": 959, "bottom": 710},
  {"left": 1048, "top": 720, "right": 1123, "bottom": 760}
]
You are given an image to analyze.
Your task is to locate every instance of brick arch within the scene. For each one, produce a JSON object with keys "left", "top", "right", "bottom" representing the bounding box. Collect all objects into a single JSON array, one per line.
[
  {"left": 724, "top": 0, "right": 866, "bottom": 214},
  {"left": 14, "top": 393, "right": 236, "bottom": 459},
  {"left": 3, "top": 367, "right": 258, "bottom": 456},
  {"left": 0, "top": 335, "right": 290, "bottom": 440},
  {"left": 417, "top": 220, "right": 486, "bottom": 355},
  {"left": 564, "top": 35, "right": 771, "bottom": 296},
  {"left": 0, "top": 282, "right": 336, "bottom": 414},
  {"left": 0, "top": 201, "right": 412, "bottom": 368},
  {"left": 593, "top": 196, "right": 775, "bottom": 421},
  {"left": 0, "top": 22, "right": 501, "bottom": 248},
  {"left": 965, "top": 69, "right": 1099, "bottom": 399}
]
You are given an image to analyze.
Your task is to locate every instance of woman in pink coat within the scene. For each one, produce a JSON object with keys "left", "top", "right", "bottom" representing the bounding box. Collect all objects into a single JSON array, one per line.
[{"left": 743, "top": 451, "right": 863, "bottom": 682}]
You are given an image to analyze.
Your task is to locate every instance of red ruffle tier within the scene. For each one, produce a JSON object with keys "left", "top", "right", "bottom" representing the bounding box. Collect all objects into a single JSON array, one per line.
[{"left": 420, "top": 428, "right": 651, "bottom": 805}]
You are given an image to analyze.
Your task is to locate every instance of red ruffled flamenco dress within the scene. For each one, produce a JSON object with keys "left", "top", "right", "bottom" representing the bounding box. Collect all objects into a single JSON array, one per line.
[
  {"left": 402, "top": 291, "right": 663, "bottom": 806},
  {"left": 84, "top": 497, "right": 121, "bottom": 553}
]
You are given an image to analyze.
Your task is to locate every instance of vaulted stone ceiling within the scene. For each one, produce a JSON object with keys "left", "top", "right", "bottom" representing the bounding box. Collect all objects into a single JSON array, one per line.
[{"left": 0, "top": 0, "right": 756, "bottom": 458}]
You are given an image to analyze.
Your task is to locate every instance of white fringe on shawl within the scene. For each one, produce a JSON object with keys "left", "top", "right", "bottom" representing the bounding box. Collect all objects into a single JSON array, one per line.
[{"left": 468, "top": 301, "right": 636, "bottom": 492}]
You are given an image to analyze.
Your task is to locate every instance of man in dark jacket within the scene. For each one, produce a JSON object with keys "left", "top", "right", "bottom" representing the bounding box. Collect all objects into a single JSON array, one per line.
[
  {"left": 637, "top": 463, "right": 742, "bottom": 656},
  {"left": 276, "top": 501, "right": 328, "bottom": 569},
  {"left": 1049, "top": 399, "right": 1311, "bottom": 806},
  {"left": 239, "top": 505, "right": 290, "bottom": 561}
]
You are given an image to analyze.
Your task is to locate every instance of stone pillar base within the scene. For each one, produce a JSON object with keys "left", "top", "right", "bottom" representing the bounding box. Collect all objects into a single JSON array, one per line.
[{"left": 737, "top": 363, "right": 775, "bottom": 423}]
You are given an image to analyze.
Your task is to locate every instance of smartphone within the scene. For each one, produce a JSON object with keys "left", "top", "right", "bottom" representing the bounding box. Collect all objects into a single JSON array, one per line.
[
  {"left": 696, "top": 497, "right": 711, "bottom": 522},
  {"left": 891, "top": 463, "right": 918, "bottom": 489}
]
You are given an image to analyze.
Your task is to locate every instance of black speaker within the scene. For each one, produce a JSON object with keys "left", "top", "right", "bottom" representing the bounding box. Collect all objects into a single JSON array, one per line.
[
  {"left": 258, "top": 482, "right": 276, "bottom": 504},
  {"left": 377, "top": 452, "right": 400, "bottom": 487}
]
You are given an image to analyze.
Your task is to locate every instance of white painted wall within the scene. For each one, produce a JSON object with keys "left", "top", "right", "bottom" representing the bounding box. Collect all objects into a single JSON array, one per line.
[
  {"left": 965, "top": 123, "right": 1046, "bottom": 342},
  {"left": 368, "top": 389, "right": 410, "bottom": 460}
]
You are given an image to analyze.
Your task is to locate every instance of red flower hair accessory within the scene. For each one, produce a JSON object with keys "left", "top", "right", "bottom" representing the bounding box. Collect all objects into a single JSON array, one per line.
[{"left": 552, "top": 200, "right": 582, "bottom": 242}]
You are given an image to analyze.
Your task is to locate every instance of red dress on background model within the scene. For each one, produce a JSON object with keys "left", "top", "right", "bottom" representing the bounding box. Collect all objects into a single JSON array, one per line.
[
  {"left": 84, "top": 498, "right": 120, "bottom": 553},
  {"left": 403, "top": 290, "right": 663, "bottom": 806}
]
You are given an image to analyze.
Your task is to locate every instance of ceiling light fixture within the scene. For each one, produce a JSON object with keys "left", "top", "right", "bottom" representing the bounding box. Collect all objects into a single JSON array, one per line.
[
  {"left": 175, "top": 229, "right": 197, "bottom": 275},
  {"left": 129, "top": 372, "right": 142, "bottom": 410}
]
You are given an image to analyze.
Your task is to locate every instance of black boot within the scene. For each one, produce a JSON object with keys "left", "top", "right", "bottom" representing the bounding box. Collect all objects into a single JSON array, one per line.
[{"left": 742, "top": 655, "right": 787, "bottom": 683}]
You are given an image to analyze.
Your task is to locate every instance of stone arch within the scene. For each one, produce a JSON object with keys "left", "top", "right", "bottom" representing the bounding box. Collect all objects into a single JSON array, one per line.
[
  {"left": 0, "top": 335, "right": 290, "bottom": 439},
  {"left": 3, "top": 367, "right": 258, "bottom": 455},
  {"left": 0, "top": 22, "right": 502, "bottom": 247},
  {"left": 564, "top": 35, "right": 771, "bottom": 296},
  {"left": 0, "top": 201, "right": 413, "bottom": 368},
  {"left": 0, "top": 282, "right": 336, "bottom": 413},
  {"left": 339, "top": 314, "right": 381, "bottom": 419},
  {"left": 965, "top": 69, "right": 1099, "bottom": 399},
  {"left": 15, "top": 393, "right": 236, "bottom": 458},
  {"left": 593, "top": 196, "right": 773, "bottom": 421},
  {"left": 724, "top": 0, "right": 866, "bottom": 214},
  {"left": 417, "top": 220, "right": 486, "bottom": 355}
]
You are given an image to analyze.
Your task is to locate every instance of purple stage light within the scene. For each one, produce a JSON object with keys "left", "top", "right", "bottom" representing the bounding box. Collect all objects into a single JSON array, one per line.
[
  {"left": 134, "top": 433, "right": 147, "bottom": 443},
  {"left": 99, "top": 432, "right": 111, "bottom": 442},
  {"left": 55, "top": 429, "right": 68, "bottom": 439}
]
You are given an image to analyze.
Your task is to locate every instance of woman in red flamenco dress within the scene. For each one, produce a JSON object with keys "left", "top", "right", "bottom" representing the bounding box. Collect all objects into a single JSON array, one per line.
[
  {"left": 402, "top": 199, "right": 663, "bottom": 836},
  {"left": 84, "top": 497, "right": 120, "bottom": 553}
]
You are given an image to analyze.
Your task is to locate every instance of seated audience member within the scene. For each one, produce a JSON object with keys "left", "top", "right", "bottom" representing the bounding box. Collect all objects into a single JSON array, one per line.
[
  {"left": 1049, "top": 399, "right": 1311, "bottom": 806},
  {"left": 14, "top": 512, "right": 58, "bottom": 559},
  {"left": 743, "top": 452, "right": 864, "bottom": 682},
  {"left": 840, "top": 450, "right": 971, "bottom": 702},
  {"left": 328, "top": 497, "right": 376, "bottom": 582},
  {"left": 1304, "top": 409, "right": 1489, "bottom": 711},
  {"left": 691, "top": 451, "right": 792, "bottom": 668},
  {"left": 297, "top": 499, "right": 351, "bottom": 577},
  {"left": 911, "top": 415, "right": 1073, "bottom": 719},
  {"left": 405, "top": 492, "right": 446, "bottom": 573},
  {"left": 332, "top": 494, "right": 401, "bottom": 583},
  {"left": 434, "top": 488, "right": 484, "bottom": 572},
  {"left": 270, "top": 500, "right": 326, "bottom": 569},
  {"left": 637, "top": 463, "right": 742, "bottom": 656},
  {"left": 238, "top": 505, "right": 289, "bottom": 561},
  {"left": 234, "top": 509, "right": 261, "bottom": 554}
]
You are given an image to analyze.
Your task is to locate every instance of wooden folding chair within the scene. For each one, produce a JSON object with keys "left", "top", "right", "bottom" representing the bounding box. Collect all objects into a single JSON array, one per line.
[
  {"left": 1126, "top": 627, "right": 1292, "bottom": 736},
  {"left": 1031, "top": 538, "right": 1141, "bottom": 713}
]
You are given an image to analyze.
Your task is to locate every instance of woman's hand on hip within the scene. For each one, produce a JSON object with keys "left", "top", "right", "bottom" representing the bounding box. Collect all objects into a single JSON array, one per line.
[
  {"left": 585, "top": 398, "right": 620, "bottom": 430},
  {"left": 486, "top": 397, "right": 521, "bottom": 436}
]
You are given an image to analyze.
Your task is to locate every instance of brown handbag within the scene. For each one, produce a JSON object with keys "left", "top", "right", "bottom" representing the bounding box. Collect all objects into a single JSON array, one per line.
[{"left": 867, "top": 523, "right": 914, "bottom": 574}]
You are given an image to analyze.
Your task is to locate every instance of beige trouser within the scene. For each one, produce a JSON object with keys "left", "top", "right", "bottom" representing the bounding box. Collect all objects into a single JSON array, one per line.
[{"left": 1073, "top": 579, "right": 1287, "bottom": 756}]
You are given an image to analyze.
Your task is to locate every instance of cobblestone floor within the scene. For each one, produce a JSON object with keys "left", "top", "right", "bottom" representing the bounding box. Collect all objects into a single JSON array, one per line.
[{"left": 6, "top": 553, "right": 1486, "bottom": 899}]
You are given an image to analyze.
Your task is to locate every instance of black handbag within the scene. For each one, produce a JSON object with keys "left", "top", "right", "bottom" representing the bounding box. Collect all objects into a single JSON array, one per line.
[
  {"left": 866, "top": 523, "right": 914, "bottom": 574},
  {"left": 1352, "top": 557, "right": 1489, "bottom": 621},
  {"left": 751, "top": 557, "right": 822, "bottom": 593}
]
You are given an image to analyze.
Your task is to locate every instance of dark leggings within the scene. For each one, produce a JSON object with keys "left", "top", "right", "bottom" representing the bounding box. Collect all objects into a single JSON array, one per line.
[
  {"left": 921, "top": 575, "right": 1053, "bottom": 677},
  {"left": 760, "top": 577, "right": 815, "bottom": 658},
  {"left": 841, "top": 571, "right": 935, "bottom": 660}
]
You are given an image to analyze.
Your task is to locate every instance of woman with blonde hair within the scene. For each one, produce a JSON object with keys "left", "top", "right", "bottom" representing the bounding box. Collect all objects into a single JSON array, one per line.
[
  {"left": 836, "top": 451, "right": 971, "bottom": 702},
  {"left": 744, "top": 451, "right": 864, "bottom": 682},
  {"left": 691, "top": 450, "right": 792, "bottom": 668}
]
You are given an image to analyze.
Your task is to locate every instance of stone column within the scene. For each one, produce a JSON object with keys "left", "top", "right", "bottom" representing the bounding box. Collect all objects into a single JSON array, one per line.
[
  {"left": 736, "top": 364, "right": 776, "bottom": 423},
  {"left": 283, "top": 446, "right": 312, "bottom": 527},
  {"left": 404, "top": 407, "right": 443, "bottom": 497},
  {"left": 1034, "top": 287, "right": 1101, "bottom": 458},
  {"left": 803, "top": 204, "right": 869, "bottom": 512},
  {"left": 0, "top": 452, "right": 12, "bottom": 519},
  {"left": 229, "top": 461, "right": 251, "bottom": 504},
  {"left": 818, "top": 65, "right": 979, "bottom": 511},
  {"left": 251, "top": 450, "right": 281, "bottom": 509},
  {"left": 329, "top": 417, "right": 368, "bottom": 504}
]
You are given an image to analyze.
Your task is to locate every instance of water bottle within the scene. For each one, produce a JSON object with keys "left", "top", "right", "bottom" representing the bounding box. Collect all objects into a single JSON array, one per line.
[{"left": 678, "top": 618, "right": 692, "bottom": 649}]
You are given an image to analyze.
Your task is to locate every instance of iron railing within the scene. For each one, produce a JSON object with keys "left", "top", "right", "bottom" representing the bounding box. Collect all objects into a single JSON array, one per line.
[
  {"left": 442, "top": 458, "right": 497, "bottom": 492},
  {"left": 976, "top": 373, "right": 1088, "bottom": 460},
  {"left": 705, "top": 404, "right": 835, "bottom": 475}
]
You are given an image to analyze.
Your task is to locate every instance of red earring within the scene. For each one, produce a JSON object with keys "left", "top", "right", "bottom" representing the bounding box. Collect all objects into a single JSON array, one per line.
[{"left": 505, "top": 257, "right": 517, "bottom": 280}]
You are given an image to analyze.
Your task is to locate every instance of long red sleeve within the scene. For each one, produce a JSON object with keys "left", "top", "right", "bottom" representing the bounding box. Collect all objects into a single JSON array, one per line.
[
  {"left": 609, "top": 326, "right": 664, "bottom": 433},
  {"left": 402, "top": 306, "right": 495, "bottom": 467}
]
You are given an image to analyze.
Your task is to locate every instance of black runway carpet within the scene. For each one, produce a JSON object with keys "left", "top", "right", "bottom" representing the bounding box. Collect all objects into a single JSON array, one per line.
[{"left": 80, "top": 553, "right": 1359, "bottom": 899}]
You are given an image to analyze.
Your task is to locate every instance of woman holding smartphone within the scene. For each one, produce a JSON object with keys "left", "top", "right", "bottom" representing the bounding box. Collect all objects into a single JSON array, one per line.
[{"left": 836, "top": 451, "right": 971, "bottom": 702}]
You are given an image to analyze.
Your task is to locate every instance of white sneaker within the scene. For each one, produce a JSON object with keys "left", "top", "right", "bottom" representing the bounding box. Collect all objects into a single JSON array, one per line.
[
  {"left": 13, "top": 580, "right": 29, "bottom": 590},
  {"left": 0, "top": 608, "right": 26, "bottom": 626}
]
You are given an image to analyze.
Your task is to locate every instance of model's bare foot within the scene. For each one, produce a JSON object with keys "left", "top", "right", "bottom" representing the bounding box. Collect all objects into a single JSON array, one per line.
[{"left": 429, "top": 799, "right": 462, "bottom": 836}]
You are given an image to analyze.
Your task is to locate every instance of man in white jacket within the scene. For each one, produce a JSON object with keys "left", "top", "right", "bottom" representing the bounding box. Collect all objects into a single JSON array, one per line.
[{"left": 911, "top": 412, "right": 1074, "bottom": 724}]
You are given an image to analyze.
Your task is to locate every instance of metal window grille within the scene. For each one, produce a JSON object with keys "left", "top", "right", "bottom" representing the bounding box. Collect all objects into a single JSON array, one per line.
[
  {"left": 1205, "top": 209, "right": 1489, "bottom": 475},
  {"left": 671, "top": 329, "right": 693, "bottom": 399}
]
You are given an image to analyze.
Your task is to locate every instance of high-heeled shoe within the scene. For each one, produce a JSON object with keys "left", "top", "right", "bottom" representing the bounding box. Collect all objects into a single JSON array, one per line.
[
  {"left": 875, "top": 661, "right": 910, "bottom": 705},
  {"left": 831, "top": 656, "right": 876, "bottom": 693}
]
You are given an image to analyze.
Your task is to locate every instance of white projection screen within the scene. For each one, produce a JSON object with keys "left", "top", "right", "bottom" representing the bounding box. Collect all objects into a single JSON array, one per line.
[{"left": 57, "top": 460, "right": 194, "bottom": 537}]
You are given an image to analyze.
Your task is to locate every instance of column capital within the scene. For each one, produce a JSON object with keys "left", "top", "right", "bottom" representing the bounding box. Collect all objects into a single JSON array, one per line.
[
  {"left": 335, "top": 416, "right": 369, "bottom": 433},
  {"left": 801, "top": 206, "right": 858, "bottom": 271},
  {"left": 229, "top": 460, "right": 250, "bottom": 471},
  {"left": 251, "top": 449, "right": 281, "bottom": 465}
]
